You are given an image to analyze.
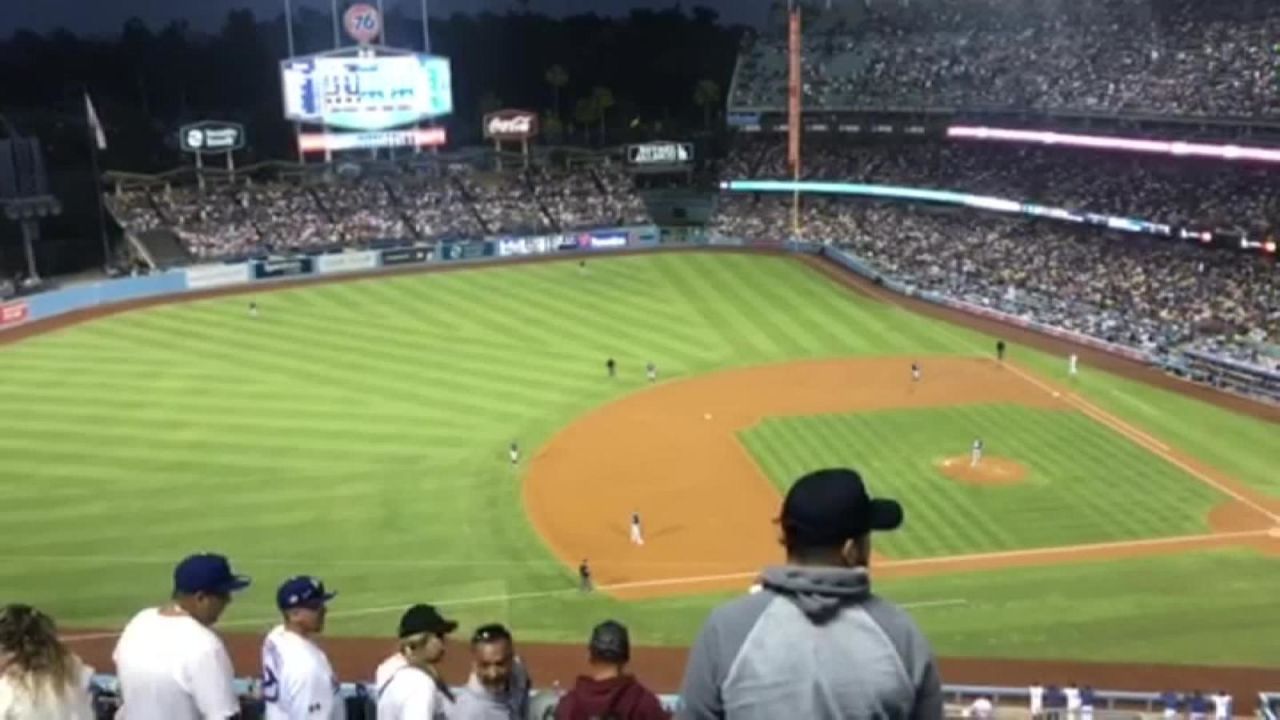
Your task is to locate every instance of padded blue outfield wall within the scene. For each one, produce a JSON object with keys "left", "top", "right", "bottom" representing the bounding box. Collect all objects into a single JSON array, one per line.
[{"left": 0, "top": 226, "right": 660, "bottom": 330}]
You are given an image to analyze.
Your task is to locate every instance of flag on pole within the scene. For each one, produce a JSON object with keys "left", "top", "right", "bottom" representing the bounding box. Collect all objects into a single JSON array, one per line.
[{"left": 84, "top": 92, "right": 107, "bottom": 151}]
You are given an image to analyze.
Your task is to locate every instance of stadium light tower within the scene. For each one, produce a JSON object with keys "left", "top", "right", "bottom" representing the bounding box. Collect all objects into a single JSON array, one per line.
[{"left": 0, "top": 127, "right": 61, "bottom": 283}]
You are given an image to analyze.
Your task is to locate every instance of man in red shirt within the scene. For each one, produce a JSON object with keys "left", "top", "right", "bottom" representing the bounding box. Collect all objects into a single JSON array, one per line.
[{"left": 555, "top": 620, "right": 667, "bottom": 720}]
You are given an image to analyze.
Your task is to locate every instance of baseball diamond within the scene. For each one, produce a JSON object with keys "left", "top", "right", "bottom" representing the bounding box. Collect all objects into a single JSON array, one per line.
[{"left": 1, "top": 251, "right": 1278, "bottom": 705}]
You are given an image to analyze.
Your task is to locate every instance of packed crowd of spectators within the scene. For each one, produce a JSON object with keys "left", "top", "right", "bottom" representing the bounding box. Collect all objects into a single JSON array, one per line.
[
  {"left": 106, "top": 165, "right": 650, "bottom": 262},
  {"left": 714, "top": 195, "right": 1279, "bottom": 369},
  {"left": 731, "top": 0, "right": 1280, "bottom": 117}
]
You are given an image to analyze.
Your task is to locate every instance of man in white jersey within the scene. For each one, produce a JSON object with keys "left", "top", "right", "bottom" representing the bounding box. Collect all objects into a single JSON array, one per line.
[
  {"left": 1069, "top": 353, "right": 1079, "bottom": 377},
  {"left": 1210, "top": 690, "right": 1232, "bottom": 720},
  {"left": 970, "top": 438, "right": 984, "bottom": 468},
  {"left": 375, "top": 604, "right": 458, "bottom": 720},
  {"left": 113, "top": 553, "right": 250, "bottom": 720},
  {"left": 262, "top": 576, "right": 344, "bottom": 720}
]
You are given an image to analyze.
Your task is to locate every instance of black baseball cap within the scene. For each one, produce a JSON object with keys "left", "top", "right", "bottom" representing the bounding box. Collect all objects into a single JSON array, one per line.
[
  {"left": 780, "top": 468, "right": 903, "bottom": 547},
  {"left": 588, "top": 620, "right": 631, "bottom": 663},
  {"left": 173, "top": 553, "right": 251, "bottom": 595},
  {"left": 398, "top": 604, "right": 457, "bottom": 638},
  {"left": 471, "top": 623, "right": 512, "bottom": 645}
]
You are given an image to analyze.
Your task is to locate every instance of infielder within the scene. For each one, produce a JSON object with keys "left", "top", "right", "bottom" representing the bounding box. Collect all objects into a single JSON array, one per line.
[
  {"left": 970, "top": 438, "right": 984, "bottom": 468},
  {"left": 249, "top": 301, "right": 259, "bottom": 318},
  {"left": 578, "top": 559, "right": 592, "bottom": 592},
  {"left": 606, "top": 358, "right": 617, "bottom": 378},
  {"left": 509, "top": 441, "right": 520, "bottom": 466},
  {"left": 646, "top": 362, "right": 657, "bottom": 383},
  {"left": 911, "top": 362, "right": 921, "bottom": 382},
  {"left": 262, "top": 575, "right": 344, "bottom": 720},
  {"left": 1069, "top": 353, "right": 1079, "bottom": 377},
  {"left": 629, "top": 511, "right": 644, "bottom": 546},
  {"left": 996, "top": 340, "right": 1006, "bottom": 362}
]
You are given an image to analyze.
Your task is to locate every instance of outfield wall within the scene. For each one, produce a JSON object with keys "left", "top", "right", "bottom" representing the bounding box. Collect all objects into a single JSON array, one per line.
[{"left": 0, "top": 226, "right": 660, "bottom": 331}]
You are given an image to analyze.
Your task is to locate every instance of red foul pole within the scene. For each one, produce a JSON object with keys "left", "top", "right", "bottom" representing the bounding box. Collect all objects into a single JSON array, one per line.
[{"left": 788, "top": 6, "right": 802, "bottom": 237}]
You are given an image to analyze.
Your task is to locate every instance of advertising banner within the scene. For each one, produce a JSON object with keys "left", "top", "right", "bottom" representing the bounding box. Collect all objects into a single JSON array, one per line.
[
  {"left": 380, "top": 246, "right": 433, "bottom": 266},
  {"left": 179, "top": 122, "right": 246, "bottom": 154},
  {"left": 496, "top": 236, "right": 556, "bottom": 257},
  {"left": 299, "top": 128, "right": 447, "bottom": 154},
  {"left": 254, "top": 257, "right": 315, "bottom": 280},
  {"left": 0, "top": 300, "right": 29, "bottom": 328},
  {"left": 316, "top": 250, "right": 379, "bottom": 274},
  {"left": 483, "top": 110, "right": 539, "bottom": 141},
  {"left": 439, "top": 242, "right": 492, "bottom": 261},
  {"left": 585, "top": 232, "right": 628, "bottom": 249},
  {"left": 185, "top": 263, "right": 251, "bottom": 290}
]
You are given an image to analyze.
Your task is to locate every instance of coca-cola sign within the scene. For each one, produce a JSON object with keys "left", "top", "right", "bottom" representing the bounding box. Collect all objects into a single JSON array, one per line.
[{"left": 484, "top": 110, "right": 538, "bottom": 140}]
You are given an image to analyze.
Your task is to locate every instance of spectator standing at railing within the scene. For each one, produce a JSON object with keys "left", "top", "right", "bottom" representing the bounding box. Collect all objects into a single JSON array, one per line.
[
  {"left": 1210, "top": 690, "right": 1232, "bottom": 720},
  {"left": 262, "top": 576, "right": 344, "bottom": 720},
  {"left": 451, "top": 623, "right": 532, "bottom": 720},
  {"left": 1188, "top": 690, "right": 1210, "bottom": 720},
  {"left": 1159, "top": 690, "right": 1181, "bottom": 719},
  {"left": 376, "top": 604, "right": 457, "bottom": 720},
  {"left": 0, "top": 604, "right": 94, "bottom": 720},
  {"left": 677, "top": 468, "right": 942, "bottom": 720},
  {"left": 554, "top": 620, "right": 667, "bottom": 720},
  {"left": 112, "top": 553, "right": 249, "bottom": 720}
]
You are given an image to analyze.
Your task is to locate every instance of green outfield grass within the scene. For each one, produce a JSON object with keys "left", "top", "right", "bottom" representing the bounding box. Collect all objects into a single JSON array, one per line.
[
  {"left": 741, "top": 405, "right": 1224, "bottom": 558},
  {"left": 0, "top": 252, "right": 1276, "bottom": 665}
]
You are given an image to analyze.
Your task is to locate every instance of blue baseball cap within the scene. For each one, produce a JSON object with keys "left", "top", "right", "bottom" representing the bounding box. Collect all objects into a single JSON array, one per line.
[
  {"left": 277, "top": 576, "right": 337, "bottom": 611},
  {"left": 173, "top": 553, "right": 251, "bottom": 595}
]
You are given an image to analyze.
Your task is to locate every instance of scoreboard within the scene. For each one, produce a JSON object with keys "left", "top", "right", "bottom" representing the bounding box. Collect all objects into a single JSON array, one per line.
[{"left": 281, "top": 53, "right": 453, "bottom": 131}]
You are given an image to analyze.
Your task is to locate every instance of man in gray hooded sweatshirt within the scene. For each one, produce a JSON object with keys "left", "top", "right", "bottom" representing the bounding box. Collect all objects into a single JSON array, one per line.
[
  {"left": 678, "top": 468, "right": 943, "bottom": 720},
  {"left": 450, "top": 623, "right": 532, "bottom": 720}
]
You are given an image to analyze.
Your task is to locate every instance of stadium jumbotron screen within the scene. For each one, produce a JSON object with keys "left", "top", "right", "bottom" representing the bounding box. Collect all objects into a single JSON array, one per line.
[{"left": 280, "top": 52, "right": 453, "bottom": 131}]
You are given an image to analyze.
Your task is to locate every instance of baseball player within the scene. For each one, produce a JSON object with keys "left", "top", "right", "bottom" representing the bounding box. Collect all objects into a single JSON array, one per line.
[
  {"left": 646, "top": 362, "right": 657, "bottom": 383},
  {"left": 262, "top": 575, "right": 344, "bottom": 720},
  {"left": 578, "top": 559, "right": 592, "bottom": 592},
  {"left": 911, "top": 362, "right": 921, "bottom": 382},
  {"left": 629, "top": 511, "right": 644, "bottom": 546},
  {"left": 970, "top": 438, "right": 984, "bottom": 468},
  {"left": 1069, "top": 353, "right": 1079, "bottom": 377},
  {"left": 606, "top": 358, "right": 616, "bottom": 378},
  {"left": 509, "top": 441, "right": 519, "bottom": 466},
  {"left": 249, "top": 301, "right": 259, "bottom": 318},
  {"left": 996, "top": 340, "right": 1006, "bottom": 362}
]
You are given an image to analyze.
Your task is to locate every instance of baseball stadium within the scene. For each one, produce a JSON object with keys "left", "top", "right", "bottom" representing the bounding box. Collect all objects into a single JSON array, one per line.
[{"left": 1, "top": 0, "right": 1279, "bottom": 718}]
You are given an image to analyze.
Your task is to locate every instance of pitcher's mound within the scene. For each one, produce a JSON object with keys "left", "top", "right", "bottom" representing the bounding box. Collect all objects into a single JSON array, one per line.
[{"left": 936, "top": 455, "right": 1028, "bottom": 486}]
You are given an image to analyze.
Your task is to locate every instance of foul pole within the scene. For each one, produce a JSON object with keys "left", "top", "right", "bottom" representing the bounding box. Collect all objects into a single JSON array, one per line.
[{"left": 787, "top": 2, "right": 802, "bottom": 239}]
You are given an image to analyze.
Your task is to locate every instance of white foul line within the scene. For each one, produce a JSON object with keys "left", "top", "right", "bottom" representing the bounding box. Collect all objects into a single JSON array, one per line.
[{"left": 1002, "top": 362, "right": 1280, "bottom": 525}]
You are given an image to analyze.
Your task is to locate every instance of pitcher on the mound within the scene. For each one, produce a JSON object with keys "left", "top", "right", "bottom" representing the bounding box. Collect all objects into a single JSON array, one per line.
[
  {"left": 970, "top": 438, "right": 984, "bottom": 468},
  {"left": 629, "top": 511, "right": 644, "bottom": 546}
]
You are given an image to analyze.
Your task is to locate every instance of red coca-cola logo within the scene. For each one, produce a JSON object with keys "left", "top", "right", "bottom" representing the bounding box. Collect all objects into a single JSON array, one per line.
[{"left": 484, "top": 110, "right": 538, "bottom": 140}]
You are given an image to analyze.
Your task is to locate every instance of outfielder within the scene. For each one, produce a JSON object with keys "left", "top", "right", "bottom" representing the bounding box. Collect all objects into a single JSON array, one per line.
[
  {"left": 578, "top": 559, "right": 593, "bottom": 592},
  {"left": 1069, "top": 353, "right": 1079, "bottom": 377},
  {"left": 911, "top": 362, "right": 921, "bottom": 382},
  {"left": 606, "top": 358, "right": 617, "bottom": 378},
  {"left": 249, "top": 301, "right": 259, "bottom": 318},
  {"left": 970, "top": 438, "right": 984, "bottom": 468},
  {"left": 509, "top": 441, "right": 520, "bottom": 466},
  {"left": 646, "top": 362, "right": 657, "bottom": 383},
  {"left": 629, "top": 511, "right": 644, "bottom": 546},
  {"left": 262, "top": 575, "right": 344, "bottom": 720}
]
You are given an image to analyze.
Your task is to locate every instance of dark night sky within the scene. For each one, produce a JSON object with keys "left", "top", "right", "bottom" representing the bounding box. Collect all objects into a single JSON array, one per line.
[{"left": 3, "top": 0, "right": 771, "bottom": 35}]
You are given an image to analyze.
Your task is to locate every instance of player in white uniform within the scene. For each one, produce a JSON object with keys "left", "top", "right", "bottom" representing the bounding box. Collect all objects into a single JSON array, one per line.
[
  {"left": 1210, "top": 691, "right": 1231, "bottom": 720},
  {"left": 911, "top": 362, "right": 921, "bottom": 382},
  {"left": 249, "top": 301, "right": 258, "bottom": 318},
  {"left": 629, "top": 511, "right": 644, "bottom": 546},
  {"left": 509, "top": 441, "right": 520, "bottom": 466},
  {"left": 1069, "top": 353, "right": 1079, "bottom": 377},
  {"left": 646, "top": 362, "right": 657, "bottom": 383},
  {"left": 970, "top": 438, "right": 984, "bottom": 468},
  {"left": 262, "top": 576, "right": 344, "bottom": 720}
]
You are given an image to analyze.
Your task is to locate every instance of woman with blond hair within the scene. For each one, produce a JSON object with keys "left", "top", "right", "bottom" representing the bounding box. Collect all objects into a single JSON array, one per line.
[{"left": 0, "top": 604, "right": 94, "bottom": 719}]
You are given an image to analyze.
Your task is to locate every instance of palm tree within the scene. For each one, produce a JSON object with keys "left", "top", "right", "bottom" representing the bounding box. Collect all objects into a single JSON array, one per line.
[
  {"left": 694, "top": 79, "right": 721, "bottom": 131},
  {"left": 573, "top": 96, "right": 598, "bottom": 144},
  {"left": 545, "top": 65, "right": 569, "bottom": 121},
  {"left": 590, "top": 86, "right": 615, "bottom": 144}
]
